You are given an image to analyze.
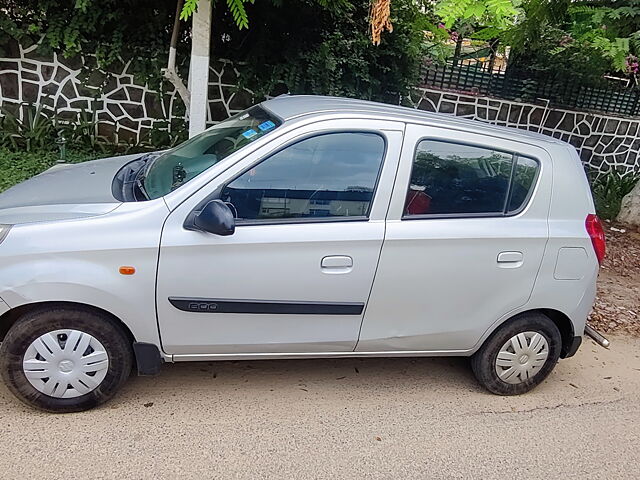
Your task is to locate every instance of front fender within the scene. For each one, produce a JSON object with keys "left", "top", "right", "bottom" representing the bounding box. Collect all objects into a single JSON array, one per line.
[{"left": 0, "top": 204, "right": 168, "bottom": 349}]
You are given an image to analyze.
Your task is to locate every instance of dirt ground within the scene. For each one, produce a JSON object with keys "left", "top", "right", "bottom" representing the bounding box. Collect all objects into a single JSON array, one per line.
[
  {"left": 1, "top": 224, "right": 639, "bottom": 479},
  {"left": 1, "top": 335, "right": 639, "bottom": 479},
  {"left": 589, "top": 222, "right": 640, "bottom": 337}
]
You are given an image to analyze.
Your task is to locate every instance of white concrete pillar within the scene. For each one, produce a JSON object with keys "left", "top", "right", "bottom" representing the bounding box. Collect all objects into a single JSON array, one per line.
[{"left": 188, "top": 0, "right": 212, "bottom": 138}]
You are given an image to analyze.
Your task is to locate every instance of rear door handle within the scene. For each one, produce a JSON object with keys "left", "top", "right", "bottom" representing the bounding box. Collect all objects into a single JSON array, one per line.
[
  {"left": 321, "top": 255, "right": 353, "bottom": 274},
  {"left": 497, "top": 251, "right": 523, "bottom": 266}
]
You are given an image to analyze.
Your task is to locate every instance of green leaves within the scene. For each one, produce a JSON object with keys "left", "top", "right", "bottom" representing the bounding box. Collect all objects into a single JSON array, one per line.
[
  {"left": 590, "top": 170, "right": 640, "bottom": 221},
  {"left": 435, "top": 0, "right": 520, "bottom": 29},
  {"left": 180, "top": 0, "right": 200, "bottom": 20},
  {"left": 471, "top": 26, "right": 502, "bottom": 40},
  {"left": 180, "top": 0, "right": 253, "bottom": 29},
  {"left": 226, "top": 0, "right": 252, "bottom": 30},
  {"left": 562, "top": 3, "right": 639, "bottom": 72},
  {"left": 0, "top": 104, "right": 56, "bottom": 153},
  {"left": 74, "top": 0, "right": 91, "bottom": 13},
  {"left": 435, "top": 0, "right": 474, "bottom": 29}
]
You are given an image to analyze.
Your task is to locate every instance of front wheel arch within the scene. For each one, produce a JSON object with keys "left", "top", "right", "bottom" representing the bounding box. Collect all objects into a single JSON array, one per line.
[
  {"left": 0, "top": 301, "right": 136, "bottom": 347},
  {"left": 0, "top": 305, "right": 135, "bottom": 412}
]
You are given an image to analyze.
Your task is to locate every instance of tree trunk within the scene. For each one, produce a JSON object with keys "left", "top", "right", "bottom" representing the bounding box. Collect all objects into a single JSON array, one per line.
[
  {"left": 487, "top": 38, "right": 499, "bottom": 73},
  {"left": 163, "top": 0, "right": 191, "bottom": 111},
  {"left": 188, "top": 0, "right": 212, "bottom": 137},
  {"left": 453, "top": 36, "right": 463, "bottom": 67}
]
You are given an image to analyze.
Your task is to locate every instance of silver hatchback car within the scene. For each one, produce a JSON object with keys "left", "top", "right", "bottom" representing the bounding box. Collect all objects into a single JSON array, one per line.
[{"left": 0, "top": 96, "right": 605, "bottom": 412}]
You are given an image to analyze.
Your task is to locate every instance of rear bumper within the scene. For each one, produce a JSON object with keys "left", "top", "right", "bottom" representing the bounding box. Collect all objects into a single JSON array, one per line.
[{"left": 562, "top": 335, "right": 582, "bottom": 358}]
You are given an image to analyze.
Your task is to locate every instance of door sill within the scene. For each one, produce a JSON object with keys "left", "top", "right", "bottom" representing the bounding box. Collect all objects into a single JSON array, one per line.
[{"left": 169, "top": 349, "right": 472, "bottom": 362}]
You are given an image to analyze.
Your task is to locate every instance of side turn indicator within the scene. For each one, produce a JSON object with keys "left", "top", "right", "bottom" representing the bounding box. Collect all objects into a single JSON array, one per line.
[{"left": 119, "top": 266, "right": 136, "bottom": 275}]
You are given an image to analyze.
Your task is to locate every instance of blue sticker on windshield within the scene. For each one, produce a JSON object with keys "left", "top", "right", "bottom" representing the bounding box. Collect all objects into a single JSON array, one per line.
[
  {"left": 258, "top": 120, "right": 276, "bottom": 132},
  {"left": 242, "top": 129, "right": 258, "bottom": 139}
]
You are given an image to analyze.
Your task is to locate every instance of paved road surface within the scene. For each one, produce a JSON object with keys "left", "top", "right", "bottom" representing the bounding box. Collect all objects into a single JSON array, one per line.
[{"left": 1, "top": 336, "right": 639, "bottom": 479}]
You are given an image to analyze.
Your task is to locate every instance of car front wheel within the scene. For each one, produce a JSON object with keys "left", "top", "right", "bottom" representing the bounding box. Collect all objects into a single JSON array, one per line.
[
  {"left": 0, "top": 305, "right": 133, "bottom": 412},
  {"left": 471, "top": 312, "right": 562, "bottom": 395}
]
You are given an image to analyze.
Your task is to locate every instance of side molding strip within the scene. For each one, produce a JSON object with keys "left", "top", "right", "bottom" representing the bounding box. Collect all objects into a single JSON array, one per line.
[{"left": 168, "top": 297, "right": 365, "bottom": 315}]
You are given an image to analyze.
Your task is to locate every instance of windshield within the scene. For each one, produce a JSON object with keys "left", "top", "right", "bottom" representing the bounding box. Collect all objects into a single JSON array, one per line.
[{"left": 142, "top": 106, "right": 281, "bottom": 199}]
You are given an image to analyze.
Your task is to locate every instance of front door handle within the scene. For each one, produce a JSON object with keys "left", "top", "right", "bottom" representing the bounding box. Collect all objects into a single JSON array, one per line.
[
  {"left": 321, "top": 255, "right": 353, "bottom": 274},
  {"left": 497, "top": 251, "right": 523, "bottom": 267}
]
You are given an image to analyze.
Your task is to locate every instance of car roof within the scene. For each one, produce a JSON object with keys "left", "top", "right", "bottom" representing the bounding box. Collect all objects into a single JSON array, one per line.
[{"left": 261, "top": 95, "right": 566, "bottom": 147}]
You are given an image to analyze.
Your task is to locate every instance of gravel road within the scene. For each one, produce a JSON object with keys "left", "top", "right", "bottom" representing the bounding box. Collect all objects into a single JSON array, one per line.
[{"left": 1, "top": 336, "right": 639, "bottom": 479}]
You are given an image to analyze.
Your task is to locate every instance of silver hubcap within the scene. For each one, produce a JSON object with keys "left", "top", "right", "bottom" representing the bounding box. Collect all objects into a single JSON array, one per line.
[
  {"left": 495, "top": 331, "right": 549, "bottom": 385},
  {"left": 22, "top": 329, "right": 109, "bottom": 399}
]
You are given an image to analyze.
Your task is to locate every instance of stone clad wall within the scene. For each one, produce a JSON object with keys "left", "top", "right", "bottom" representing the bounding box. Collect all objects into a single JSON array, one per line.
[
  {"left": 412, "top": 88, "right": 640, "bottom": 175},
  {"left": 0, "top": 40, "right": 254, "bottom": 144},
  {"left": 1, "top": 38, "right": 640, "bottom": 174}
]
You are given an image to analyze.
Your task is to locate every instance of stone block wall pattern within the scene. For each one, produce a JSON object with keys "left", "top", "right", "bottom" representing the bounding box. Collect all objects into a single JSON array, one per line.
[
  {"left": 1, "top": 39, "right": 640, "bottom": 174},
  {"left": 0, "top": 40, "right": 254, "bottom": 145},
  {"left": 412, "top": 88, "right": 640, "bottom": 175}
]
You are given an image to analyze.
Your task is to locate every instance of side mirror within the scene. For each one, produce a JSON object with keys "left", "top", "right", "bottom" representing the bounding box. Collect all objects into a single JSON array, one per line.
[{"left": 187, "top": 200, "right": 235, "bottom": 236}]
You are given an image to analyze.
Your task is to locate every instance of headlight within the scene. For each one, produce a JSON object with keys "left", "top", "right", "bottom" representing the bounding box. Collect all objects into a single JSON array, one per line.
[{"left": 0, "top": 225, "right": 12, "bottom": 244}]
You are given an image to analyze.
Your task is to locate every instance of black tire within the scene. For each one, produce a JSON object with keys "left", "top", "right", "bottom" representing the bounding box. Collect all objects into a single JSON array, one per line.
[
  {"left": 471, "top": 312, "right": 562, "bottom": 395},
  {"left": 0, "top": 305, "right": 133, "bottom": 413}
]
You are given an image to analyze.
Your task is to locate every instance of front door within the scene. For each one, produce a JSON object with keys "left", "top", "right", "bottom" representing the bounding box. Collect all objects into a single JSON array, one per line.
[{"left": 156, "top": 119, "right": 404, "bottom": 355}]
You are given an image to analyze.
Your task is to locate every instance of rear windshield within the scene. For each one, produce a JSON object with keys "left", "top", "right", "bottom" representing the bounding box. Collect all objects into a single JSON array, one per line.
[{"left": 142, "top": 106, "right": 281, "bottom": 199}]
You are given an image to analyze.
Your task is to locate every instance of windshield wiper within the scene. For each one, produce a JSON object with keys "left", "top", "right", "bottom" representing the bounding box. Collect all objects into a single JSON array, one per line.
[
  {"left": 134, "top": 152, "right": 164, "bottom": 200},
  {"left": 136, "top": 174, "right": 150, "bottom": 200}
]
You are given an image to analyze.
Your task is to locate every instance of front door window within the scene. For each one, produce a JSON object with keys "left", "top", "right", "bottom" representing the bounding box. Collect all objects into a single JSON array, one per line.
[{"left": 221, "top": 132, "right": 386, "bottom": 222}]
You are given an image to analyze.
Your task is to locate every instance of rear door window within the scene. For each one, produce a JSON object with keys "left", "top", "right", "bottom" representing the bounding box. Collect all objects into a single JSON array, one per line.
[
  {"left": 404, "top": 140, "right": 539, "bottom": 217},
  {"left": 507, "top": 156, "right": 539, "bottom": 213}
]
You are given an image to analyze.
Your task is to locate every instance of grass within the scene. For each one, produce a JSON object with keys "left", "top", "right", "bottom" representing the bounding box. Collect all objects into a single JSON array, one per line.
[{"left": 0, "top": 148, "right": 106, "bottom": 193}]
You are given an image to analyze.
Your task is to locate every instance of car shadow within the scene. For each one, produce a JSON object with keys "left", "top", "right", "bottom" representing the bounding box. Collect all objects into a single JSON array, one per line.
[
  {"left": 0, "top": 356, "right": 485, "bottom": 414},
  {"left": 119, "top": 355, "right": 482, "bottom": 399}
]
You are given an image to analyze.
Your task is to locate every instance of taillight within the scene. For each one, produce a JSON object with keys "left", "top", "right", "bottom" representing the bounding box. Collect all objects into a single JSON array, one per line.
[{"left": 585, "top": 214, "right": 606, "bottom": 265}]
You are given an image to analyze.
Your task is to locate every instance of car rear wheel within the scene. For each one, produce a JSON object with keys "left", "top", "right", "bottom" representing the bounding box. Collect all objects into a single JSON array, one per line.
[
  {"left": 0, "top": 305, "right": 133, "bottom": 412},
  {"left": 471, "top": 312, "right": 562, "bottom": 395}
]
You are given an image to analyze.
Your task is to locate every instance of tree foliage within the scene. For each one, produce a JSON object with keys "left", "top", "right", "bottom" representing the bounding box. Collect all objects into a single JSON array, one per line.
[
  {"left": 0, "top": 0, "right": 428, "bottom": 102},
  {"left": 181, "top": 0, "right": 253, "bottom": 29},
  {"left": 430, "top": 0, "right": 640, "bottom": 83},
  {"left": 501, "top": 1, "right": 640, "bottom": 81},
  {"left": 0, "top": 0, "right": 182, "bottom": 88},
  {"left": 563, "top": 2, "right": 640, "bottom": 72},
  {"left": 179, "top": 0, "right": 351, "bottom": 29},
  {"left": 435, "top": 0, "right": 521, "bottom": 30},
  {"left": 215, "top": 0, "right": 428, "bottom": 102}
]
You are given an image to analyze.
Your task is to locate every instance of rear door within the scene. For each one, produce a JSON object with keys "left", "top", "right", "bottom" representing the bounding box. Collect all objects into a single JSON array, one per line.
[
  {"left": 357, "top": 123, "right": 551, "bottom": 353},
  {"left": 156, "top": 119, "right": 405, "bottom": 355}
]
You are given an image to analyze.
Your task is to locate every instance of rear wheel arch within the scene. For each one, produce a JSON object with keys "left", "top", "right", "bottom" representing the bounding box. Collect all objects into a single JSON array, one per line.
[
  {"left": 539, "top": 308, "right": 575, "bottom": 358},
  {"left": 482, "top": 308, "right": 575, "bottom": 358},
  {"left": 471, "top": 311, "right": 562, "bottom": 395}
]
